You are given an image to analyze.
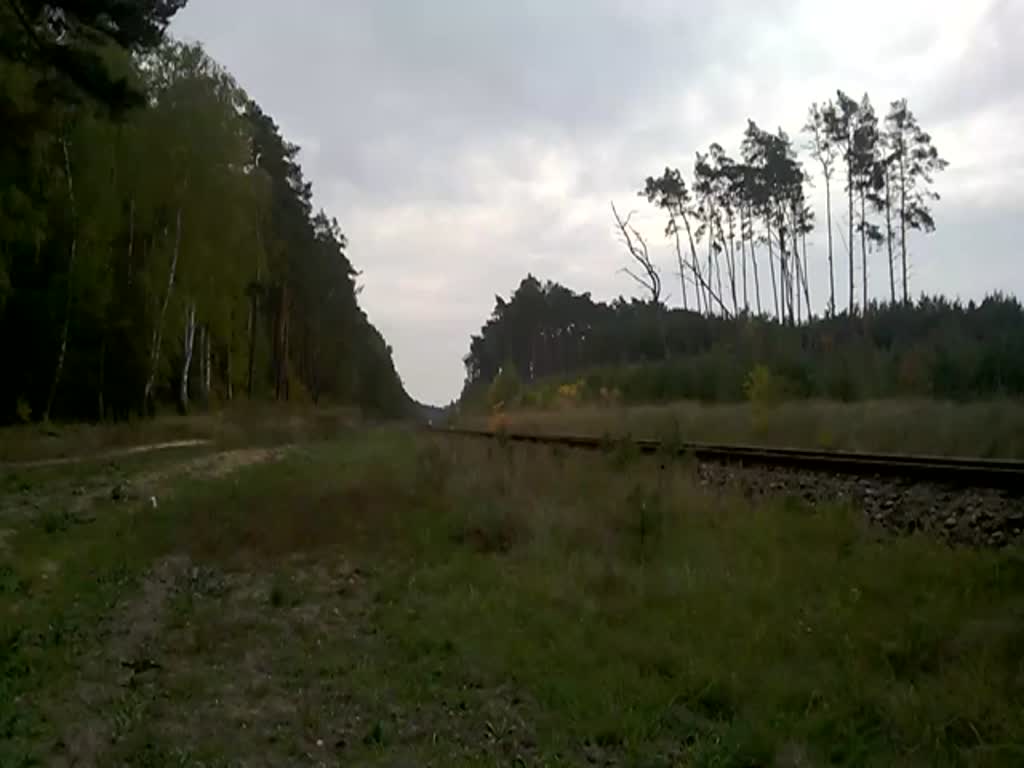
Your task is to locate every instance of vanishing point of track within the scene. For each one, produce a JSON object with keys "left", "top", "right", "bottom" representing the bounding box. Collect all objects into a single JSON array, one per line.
[{"left": 431, "top": 427, "right": 1024, "bottom": 490}]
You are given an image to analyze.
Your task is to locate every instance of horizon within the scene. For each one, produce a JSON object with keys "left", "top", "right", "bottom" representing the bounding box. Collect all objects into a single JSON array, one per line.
[{"left": 172, "top": 0, "right": 1022, "bottom": 405}]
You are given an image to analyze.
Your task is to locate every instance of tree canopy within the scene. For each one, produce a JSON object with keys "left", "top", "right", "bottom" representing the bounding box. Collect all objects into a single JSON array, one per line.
[
  {"left": 462, "top": 276, "right": 1024, "bottom": 407},
  {"left": 0, "top": 10, "right": 411, "bottom": 423},
  {"left": 627, "top": 90, "right": 945, "bottom": 324}
]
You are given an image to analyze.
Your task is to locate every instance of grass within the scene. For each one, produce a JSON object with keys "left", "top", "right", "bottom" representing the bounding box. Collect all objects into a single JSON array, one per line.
[
  {"left": 0, "top": 401, "right": 360, "bottom": 463},
  {"left": 463, "top": 398, "right": 1024, "bottom": 459},
  {"left": 2, "top": 427, "right": 1024, "bottom": 766}
]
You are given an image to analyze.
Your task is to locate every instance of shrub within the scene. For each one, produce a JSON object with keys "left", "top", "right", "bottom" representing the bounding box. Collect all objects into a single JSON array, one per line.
[
  {"left": 744, "top": 365, "right": 787, "bottom": 408},
  {"left": 488, "top": 363, "right": 522, "bottom": 408}
]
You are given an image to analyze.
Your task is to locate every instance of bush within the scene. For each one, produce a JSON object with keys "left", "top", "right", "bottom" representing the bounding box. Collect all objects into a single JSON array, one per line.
[
  {"left": 15, "top": 397, "right": 31, "bottom": 423},
  {"left": 744, "top": 365, "right": 787, "bottom": 408},
  {"left": 488, "top": 363, "right": 522, "bottom": 408}
]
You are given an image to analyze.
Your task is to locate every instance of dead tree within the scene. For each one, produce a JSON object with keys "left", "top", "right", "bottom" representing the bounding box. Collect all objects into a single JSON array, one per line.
[{"left": 611, "top": 202, "right": 662, "bottom": 304}]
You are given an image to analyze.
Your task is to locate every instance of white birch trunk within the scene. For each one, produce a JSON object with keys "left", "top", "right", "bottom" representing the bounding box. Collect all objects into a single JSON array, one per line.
[
  {"left": 198, "top": 324, "right": 207, "bottom": 402},
  {"left": 144, "top": 207, "right": 182, "bottom": 408},
  {"left": 226, "top": 338, "right": 234, "bottom": 402},
  {"left": 204, "top": 327, "right": 212, "bottom": 398},
  {"left": 179, "top": 300, "right": 196, "bottom": 412},
  {"left": 44, "top": 137, "right": 78, "bottom": 422}
]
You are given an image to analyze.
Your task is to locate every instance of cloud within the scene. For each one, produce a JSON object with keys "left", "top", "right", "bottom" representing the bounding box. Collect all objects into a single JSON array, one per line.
[{"left": 173, "top": 0, "right": 1024, "bottom": 404}]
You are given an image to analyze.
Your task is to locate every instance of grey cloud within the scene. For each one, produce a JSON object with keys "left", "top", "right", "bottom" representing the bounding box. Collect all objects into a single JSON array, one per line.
[
  {"left": 173, "top": 1, "right": 1024, "bottom": 404},
  {"left": 923, "top": 0, "right": 1024, "bottom": 120}
]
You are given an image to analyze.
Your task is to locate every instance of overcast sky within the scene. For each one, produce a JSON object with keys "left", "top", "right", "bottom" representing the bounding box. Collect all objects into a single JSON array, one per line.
[{"left": 173, "top": 0, "right": 1022, "bottom": 405}]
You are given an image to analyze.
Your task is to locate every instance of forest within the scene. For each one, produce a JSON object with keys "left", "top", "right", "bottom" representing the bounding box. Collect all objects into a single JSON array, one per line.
[
  {"left": 456, "top": 89, "right": 1017, "bottom": 409},
  {"left": 461, "top": 278, "right": 1024, "bottom": 407},
  {"left": 0, "top": 0, "right": 412, "bottom": 424},
  {"left": 630, "top": 92, "right": 946, "bottom": 320}
]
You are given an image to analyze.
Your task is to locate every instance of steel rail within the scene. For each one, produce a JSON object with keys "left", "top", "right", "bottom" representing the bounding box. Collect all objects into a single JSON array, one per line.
[{"left": 429, "top": 427, "right": 1024, "bottom": 490}]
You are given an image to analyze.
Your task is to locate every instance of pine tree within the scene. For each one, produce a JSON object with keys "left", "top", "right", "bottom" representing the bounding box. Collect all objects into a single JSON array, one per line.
[
  {"left": 884, "top": 99, "right": 948, "bottom": 303},
  {"left": 804, "top": 101, "right": 839, "bottom": 315}
]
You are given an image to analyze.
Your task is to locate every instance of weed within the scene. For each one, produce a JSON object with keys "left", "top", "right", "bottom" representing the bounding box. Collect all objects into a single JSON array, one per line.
[
  {"left": 461, "top": 398, "right": 1024, "bottom": 459},
  {"left": 620, "top": 482, "right": 665, "bottom": 563},
  {"left": 3, "top": 429, "right": 1024, "bottom": 766},
  {"left": 37, "top": 507, "right": 72, "bottom": 534},
  {"left": 269, "top": 574, "right": 292, "bottom": 607},
  {"left": 364, "top": 720, "right": 386, "bottom": 747},
  {"left": 608, "top": 433, "right": 640, "bottom": 470},
  {"left": 453, "top": 498, "right": 529, "bottom": 554},
  {"left": 414, "top": 439, "right": 451, "bottom": 499}
]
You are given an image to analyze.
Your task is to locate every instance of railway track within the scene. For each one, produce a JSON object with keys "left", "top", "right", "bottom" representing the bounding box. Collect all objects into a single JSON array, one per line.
[{"left": 431, "top": 427, "right": 1024, "bottom": 490}]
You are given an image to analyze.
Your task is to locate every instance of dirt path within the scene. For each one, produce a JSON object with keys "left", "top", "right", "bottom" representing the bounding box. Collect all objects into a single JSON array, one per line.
[
  {"left": 0, "top": 445, "right": 290, "bottom": 532},
  {"left": 0, "top": 439, "right": 213, "bottom": 470}
]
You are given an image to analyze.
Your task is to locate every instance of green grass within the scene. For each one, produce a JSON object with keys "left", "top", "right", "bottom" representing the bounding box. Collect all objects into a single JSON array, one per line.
[
  {"left": 0, "top": 401, "right": 360, "bottom": 463},
  {"left": 2, "top": 428, "right": 1023, "bottom": 766},
  {"left": 465, "top": 398, "right": 1024, "bottom": 459}
]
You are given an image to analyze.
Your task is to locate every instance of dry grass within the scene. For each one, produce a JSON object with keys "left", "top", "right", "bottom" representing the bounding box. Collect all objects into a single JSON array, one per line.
[
  {"left": 463, "top": 398, "right": 1024, "bottom": 458},
  {"left": 0, "top": 402, "right": 360, "bottom": 463},
  {"left": 3, "top": 428, "right": 1024, "bottom": 766}
]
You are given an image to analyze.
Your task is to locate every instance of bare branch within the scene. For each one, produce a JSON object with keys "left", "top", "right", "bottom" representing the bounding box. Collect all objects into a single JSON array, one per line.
[{"left": 611, "top": 201, "right": 661, "bottom": 304}]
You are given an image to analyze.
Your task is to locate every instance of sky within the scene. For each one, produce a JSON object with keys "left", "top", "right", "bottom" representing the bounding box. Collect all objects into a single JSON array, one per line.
[{"left": 172, "top": 0, "right": 1023, "bottom": 405}]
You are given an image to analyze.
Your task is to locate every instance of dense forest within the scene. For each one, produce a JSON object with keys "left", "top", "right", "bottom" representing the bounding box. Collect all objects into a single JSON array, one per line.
[
  {"left": 461, "top": 276, "right": 1024, "bottom": 407},
  {"left": 460, "top": 91, "right": 986, "bottom": 409},
  {"left": 0, "top": 0, "right": 411, "bottom": 423}
]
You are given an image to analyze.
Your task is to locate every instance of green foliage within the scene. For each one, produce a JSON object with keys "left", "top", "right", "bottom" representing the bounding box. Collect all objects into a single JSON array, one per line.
[
  {"left": 487, "top": 363, "right": 522, "bottom": 408},
  {"left": 14, "top": 398, "right": 31, "bottom": 423},
  {"left": 463, "top": 278, "right": 1024, "bottom": 406},
  {"left": 4, "top": 431, "right": 1024, "bottom": 764},
  {"left": 0, "top": 28, "right": 411, "bottom": 423},
  {"left": 744, "top": 364, "right": 787, "bottom": 407}
]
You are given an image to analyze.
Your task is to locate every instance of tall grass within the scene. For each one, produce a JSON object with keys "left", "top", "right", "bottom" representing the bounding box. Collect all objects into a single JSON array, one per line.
[
  {"left": 4, "top": 430, "right": 1023, "bottom": 765},
  {"left": 162, "top": 434, "right": 1024, "bottom": 764},
  {"left": 463, "top": 398, "right": 1024, "bottom": 458},
  {"left": 0, "top": 402, "right": 360, "bottom": 462}
]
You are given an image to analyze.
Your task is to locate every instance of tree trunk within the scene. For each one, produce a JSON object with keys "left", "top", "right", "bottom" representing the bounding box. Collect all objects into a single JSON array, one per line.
[
  {"left": 680, "top": 212, "right": 705, "bottom": 314},
  {"left": 205, "top": 328, "right": 212, "bottom": 400},
  {"left": 98, "top": 337, "right": 105, "bottom": 421},
  {"left": 780, "top": 214, "right": 793, "bottom": 326},
  {"left": 197, "top": 324, "right": 206, "bottom": 403},
  {"left": 226, "top": 338, "right": 234, "bottom": 402},
  {"left": 765, "top": 214, "right": 778, "bottom": 321},
  {"left": 246, "top": 292, "right": 257, "bottom": 398},
  {"left": 824, "top": 171, "right": 835, "bottom": 316},
  {"left": 44, "top": 137, "right": 78, "bottom": 422},
  {"left": 247, "top": 223, "right": 263, "bottom": 398},
  {"left": 127, "top": 197, "right": 135, "bottom": 267},
  {"left": 885, "top": 163, "right": 895, "bottom": 304},
  {"left": 707, "top": 208, "right": 717, "bottom": 315},
  {"left": 715, "top": 247, "right": 724, "bottom": 313},
  {"left": 671, "top": 218, "right": 688, "bottom": 311},
  {"left": 860, "top": 190, "right": 868, "bottom": 313},
  {"left": 791, "top": 202, "right": 800, "bottom": 324},
  {"left": 801, "top": 230, "right": 811, "bottom": 318},
  {"left": 749, "top": 210, "right": 762, "bottom": 315},
  {"left": 765, "top": 214, "right": 779, "bottom": 321},
  {"left": 790, "top": 234, "right": 798, "bottom": 325},
  {"left": 847, "top": 158, "right": 855, "bottom": 313},
  {"left": 899, "top": 153, "right": 908, "bottom": 303},
  {"left": 144, "top": 207, "right": 182, "bottom": 411},
  {"left": 275, "top": 282, "right": 290, "bottom": 401},
  {"left": 725, "top": 213, "right": 738, "bottom": 314},
  {"left": 739, "top": 208, "right": 748, "bottom": 312},
  {"left": 179, "top": 300, "right": 196, "bottom": 413}
]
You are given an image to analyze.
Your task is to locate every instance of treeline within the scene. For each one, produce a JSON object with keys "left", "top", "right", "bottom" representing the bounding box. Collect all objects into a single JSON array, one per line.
[
  {"left": 0, "top": 1, "right": 410, "bottom": 423},
  {"left": 627, "top": 91, "right": 945, "bottom": 320},
  {"left": 462, "top": 276, "right": 1024, "bottom": 405}
]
